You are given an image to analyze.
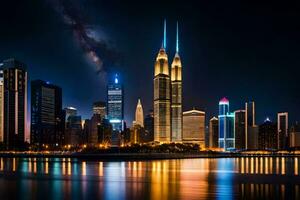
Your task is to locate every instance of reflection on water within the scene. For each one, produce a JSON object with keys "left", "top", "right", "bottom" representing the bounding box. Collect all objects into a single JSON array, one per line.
[{"left": 0, "top": 157, "right": 299, "bottom": 199}]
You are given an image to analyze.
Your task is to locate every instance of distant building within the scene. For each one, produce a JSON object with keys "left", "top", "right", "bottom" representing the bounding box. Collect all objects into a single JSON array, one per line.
[
  {"left": 209, "top": 117, "right": 218, "bottom": 148},
  {"left": 144, "top": 110, "right": 154, "bottom": 142},
  {"left": 258, "top": 118, "right": 277, "bottom": 149},
  {"left": 65, "top": 115, "right": 82, "bottom": 146},
  {"left": 107, "top": 74, "right": 124, "bottom": 131},
  {"left": 0, "top": 69, "right": 3, "bottom": 142},
  {"left": 93, "top": 101, "right": 106, "bottom": 119},
  {"left": 130, "top": 124, "right": 143, "bottom": 144},
  {"left": 98, "top": 118, "right": 112, "bottom": 146},
  {"left": 88, "top": 114, "right": 102, "bottom": 146},
  {"left": 31, "top": 80, "right": 64, "bottom": 148},
  {"left": 277, "top": 112, "right": 288, "bottom": 149},
  {"left": 182, "top": 109, "right": 205, "bottom": 148},
  {"left": 290, "top": 122, "right": 300, "bottom": 148},
  {"left": 234, "top": 110, "right": 246, "bottom": 149},
  {"left": 2, "top": 59, "right": 27, "bottom": 149},
  {"left": 218, "top": 97, "right": 235, "bottom": 150},
  {"left": 133, "top": 99, "right": 144, "bottom": 127},
  {"left": 64, "top": 107, "right": 77, "bottom": 121},
  {"left": 245, "top": 101, "right": 257, "bottom": 149}
]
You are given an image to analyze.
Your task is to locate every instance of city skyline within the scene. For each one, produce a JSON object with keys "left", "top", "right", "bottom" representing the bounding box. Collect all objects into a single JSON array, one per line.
[{"left": 0, "top": 1, "right": 299, "bottom": 125}]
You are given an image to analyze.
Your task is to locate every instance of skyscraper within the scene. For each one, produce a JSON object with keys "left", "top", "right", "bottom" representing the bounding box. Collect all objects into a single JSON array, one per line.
[
  {"left": 218, "top": 97, "right": 235, "bottom": 150},
  {"left": 234, "top": 110, "right": 246, "bottom": 149},
  {"left": 2, "top": 58, "right": 27, "bottom": 149},
  {"left": 245, "top": 101, "right": 258, "bottom": 149},
  {"left": 154, "top": 20, "right": 171, "bottom": 143},
  {"left": 134, "top": 99, "right": 144, "bottom": 127},
  {"left": 182, "top": 109, "right": 205, "bottom": 148},
  {"left": 144, "top": 110, "right": 154, "bottom": 142},
  {"left": 93, "top": 101, "right": 106, "bottom": 119},
  {"left": 64, "top": 107, "right": 77, "bottom": 121},
  {"left": 258, "top": 118, "right": 277, "bottom": 149},
  {"left": 171, "top": 22, "right": 182, "bottom": 142},
  {"left": 290, "top": 122, "right": 300, "bottom": 148},
  {"left": 0, "top": 69, "right": 3, "bottom": 142},
  {"left": 209, "top": 117, "right": 219, "bottom": 148},
  {"left": 277, "top": 112, "right": 288, "bottom": 149},
  {"left": 107, "top": 74, "right": 124, "bottom": 131},
  {"left": 31, "top": 80, "right": 64, "bottom": 148}
]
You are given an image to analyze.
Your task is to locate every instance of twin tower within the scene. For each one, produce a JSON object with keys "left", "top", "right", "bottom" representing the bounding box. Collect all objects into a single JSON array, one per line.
[{"left": 154, "top": 20, "right": 182, "bottom": 143}]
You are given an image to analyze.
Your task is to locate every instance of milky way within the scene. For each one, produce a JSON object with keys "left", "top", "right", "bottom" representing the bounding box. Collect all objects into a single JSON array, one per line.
[{"left": 48, "top": 0, "right": 120, "bottom": 75}]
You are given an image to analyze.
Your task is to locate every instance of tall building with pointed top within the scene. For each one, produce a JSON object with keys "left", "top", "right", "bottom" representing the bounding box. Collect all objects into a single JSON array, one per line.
[
  {"left": 171, "top": 22, "right": 183, "bottom": 142},
  {"left": 134, "top": 99, "right": 144, "bottom": 127},
  {"left": 154, "top": 20, "right": 171, "bottom": 142}
]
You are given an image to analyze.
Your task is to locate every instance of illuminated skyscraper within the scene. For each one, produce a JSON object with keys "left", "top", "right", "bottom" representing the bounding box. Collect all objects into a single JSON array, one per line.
[
  {"left": 218, "top": 97, "right": 235, "bottom": 150},
  {"left": 2, "top": 59, "right": 27, "bottom": 149},
  {"left": 277, "top": 112, "right": 288, "bottom": 149},
  {"left": 134, "top": 99, "right": 144, "bottom": 127},
  {"left": 171, "top": 22, "right": 182, "bottom": 142},
  {"left": 258, "top": 118, "right": 277, "bottom": 149},
  {"left": 0, "top": 69, "right": 3, "bottom": 142},
  {"left": 154, "top": 20, "right": 171, "bottom": 142},
  {"left": 107, "top": 74, "right": 124, "bottom": 131}
]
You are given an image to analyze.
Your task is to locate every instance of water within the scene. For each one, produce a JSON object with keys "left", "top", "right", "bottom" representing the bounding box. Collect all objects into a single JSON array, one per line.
[{"left": 0, "top": 157, "right": 299, "bottom": 199}]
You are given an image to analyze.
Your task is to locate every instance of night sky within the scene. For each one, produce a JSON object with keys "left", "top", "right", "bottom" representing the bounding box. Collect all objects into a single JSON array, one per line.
[{"left": 0, "top": 0, "right": 299, "bottom": 125}]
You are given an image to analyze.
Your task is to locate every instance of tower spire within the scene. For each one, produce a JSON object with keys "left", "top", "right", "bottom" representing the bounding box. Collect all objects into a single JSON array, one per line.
[
  {"left": 163, "top": 19, "right": 166, "bottom": 49},
  {"left": 176, "top": 21, "right": 179, "bottom": 53}
]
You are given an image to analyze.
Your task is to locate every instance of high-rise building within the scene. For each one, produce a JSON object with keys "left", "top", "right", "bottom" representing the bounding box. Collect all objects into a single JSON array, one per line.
[
  {"left": 65, "top": 115, "right": 82, "bottom": 146},
  {"left": 290, "top": 122, "right": 300, "bottom": 148},
  {"left": 87, "top": 114, "right": 102, "bottom": 146},
  {"left": 171, "top": 22, "right": 182, "bottom": 142},
  {"left": 234, "top": 110, "right": 246, "bottom": 149},
  {"left": 98, "top": 118, "right": 112, "bottom": 146},
  {"left": 93, "top": 101, "right": 106, "bottom": 119},
  {"left": 258, "top": 118, "right": 277, "bottom": 149},
  {"left": 209, "top": 117, "right": 219, "bottom": 148},
  {"left": 134, "top": 99, "right": 144, "bottom": 127},
  {"left": 144, "top": 110, "right": 154, "bottom": 142},
  {"left": 277, "top": 112, "right": 288, "bottom": 149},
  {"left": 64, "top": 107, "right": 77, "bottom": 121},
  {"left": 245, "top": 101, "right": 257, "bottom": 149},
  {"left": 107, "top": 74, "right": 124, "bottom": 131},
  {"left": 31, "top": 80, "right": 64, "bottom": 148},
  {"left": 154, "top": 20, "right": 171, "bottom": 143},
  {"left": 2, "top": 59, "right": 27, "bottom": 149},
  {"left": 182, "top": 109, "right": 205, "bottom": 148},
  {"left": 0, "top": 69, "right": 3, "bottom": 142},
  {"left": 218, "top": 97, "right": 235, "bottom": 150}
]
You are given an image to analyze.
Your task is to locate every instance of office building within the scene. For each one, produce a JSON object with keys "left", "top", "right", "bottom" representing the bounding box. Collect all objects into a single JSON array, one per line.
[
  {"left": 234, "top": 110, "right": 246, "bottom": 149},
  {"left": 209, "top": 117, "right": 218, "bottom": 148},
  {"left": 2, "top": 59, "right": 27, "bottom": 149},
  {"left": 182, "top": 109, "right": 205, "bottom": 148},
  {"left": 64, "top": 107, "right": 77, "bottom": 121},
  {"left": 154, "top": 20, "right": 171, "bottom": 143},
  {"left": 171, "top": 22, "right": 182, "bottom": 142},
  {"left": 144, "top": 110, "right": 154, "bottom": 142},
  {"left": 65, "top": 115, "right": 82, "bottom": 146},
  {"left": 290, "top": 122, "right": 300, "bottom": 148},
  {"left": 277, "top": 112, "right": 288, "bottom": 149},
  {"left": 245, "top": 101, "right": 258, "bottom": 149},
  {"left": 218, "top": 97, "right": 235, "bottom": 150},
  {"left": 258, "top": 118, "right": 277, "bottom": 149},
  {"left": 107, "top": 74, "right": 124, "bottom": 131},
  {"left": 93, "top": 101, "right": 106, "bottom": 119},
  {"left": 31, "top": 80, "right": 64, "bottom": 148}
]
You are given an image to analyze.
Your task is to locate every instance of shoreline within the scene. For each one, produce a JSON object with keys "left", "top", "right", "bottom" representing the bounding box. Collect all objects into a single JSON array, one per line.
[{"left": 0, "top": 152, "right": 299, "bottom": 161}]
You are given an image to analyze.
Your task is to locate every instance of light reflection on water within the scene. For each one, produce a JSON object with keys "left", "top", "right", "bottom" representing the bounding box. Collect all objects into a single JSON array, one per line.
[{"left": 0, "top": 157, "right": 299, "bottom": 199}]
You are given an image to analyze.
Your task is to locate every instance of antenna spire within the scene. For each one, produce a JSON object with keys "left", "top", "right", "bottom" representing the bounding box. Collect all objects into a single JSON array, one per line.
[
  {"left": 176, "top": 21, "right": 179, "bottom": 53},
  {"left": 163, "top": 19, "right": 166, "bottom": 49}
]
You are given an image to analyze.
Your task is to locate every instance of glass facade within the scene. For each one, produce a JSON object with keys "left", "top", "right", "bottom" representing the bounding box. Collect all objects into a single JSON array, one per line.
[
  {"left": 107, "top": 74, "right": 124, "bottom": 131},
  {"left": 218, "top": 98, "right": 235, "bottom": 150}
]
